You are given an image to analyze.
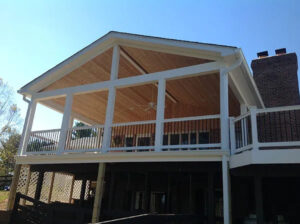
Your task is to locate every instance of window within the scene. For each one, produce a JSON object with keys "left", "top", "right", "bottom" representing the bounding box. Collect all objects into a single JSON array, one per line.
[
  {"left": 190, "top": 133, "right": 197, "bottom": 144},
  {"left": 134, "top": 191, "right": 145, "bottom": 210},
  {"left": 125, "top": 137, "right": 134, "bottom": 147},
  {"left": 137, "top": 137, "right": 150, "bottom": 146},
  {"left": 170, "top": 134, "right": 180, "bottom": 145},
  {"left": 181, "top": 134, "right": 189, "bottom": 145},
  {"left": 163, "top": 134, "right": 169, "bottom": 145},
  {"left": 199, "top": 132, "right": 209, "bottom": 144}
]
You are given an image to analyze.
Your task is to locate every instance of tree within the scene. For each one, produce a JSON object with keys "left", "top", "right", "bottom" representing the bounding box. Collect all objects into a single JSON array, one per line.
[
  {"left": 0, "top": 78, "right": 21, "bottom": 175},
  {"left": 0, "top": 131, "right": 21, "bottom": 175},
  {"left": 0, "top": 78, "right": 21, "bottom": 139},
  {"left": 72, "top": 122, "right": 96, "bottom": 139}
]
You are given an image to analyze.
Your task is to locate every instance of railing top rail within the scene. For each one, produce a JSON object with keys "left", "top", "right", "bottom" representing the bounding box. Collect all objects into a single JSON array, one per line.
[
  {"left": 112, "top": 120, "right": 156, "bottom": 127},
  {"left": 164, "top": 114, "right": 220, "bottom": 123},
  {"left": 31, "top": 128, "right": 61, "bottom": 134},
  {"left": 233, "top": 112, "right": 251, "bottom": 123},
  {"left": 69, "top": 124, "right": 104, "bottom": 131},
  {"left": 257, "top": 104, "right": 300, "bottom": 114}
]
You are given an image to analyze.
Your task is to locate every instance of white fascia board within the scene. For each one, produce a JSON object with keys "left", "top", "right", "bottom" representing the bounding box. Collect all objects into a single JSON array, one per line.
[
  {"left": 15, "top": 150, "right": 229, "bottom": 165},
  {"left": 227, "top": 49, "right": 264, "bottom": 108},
  {"left": 19, "top": 35, "right": 116, "bottom": 95},
  {"left": 19, "top": 32, "right": 237, "bottom": 95},
  {"left": 110, "top": 32, "right": 236, "bottom": 55}
]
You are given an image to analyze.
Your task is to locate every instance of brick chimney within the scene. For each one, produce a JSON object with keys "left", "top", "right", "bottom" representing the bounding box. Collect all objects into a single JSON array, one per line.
[{"left": 251, "top": 49, "right": 300, "bottom": 107}]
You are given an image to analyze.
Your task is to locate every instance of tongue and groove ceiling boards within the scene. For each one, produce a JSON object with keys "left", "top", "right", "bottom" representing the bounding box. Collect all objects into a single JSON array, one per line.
[{"left": 20, "top": 32, "right": 261, "bottom": 124}]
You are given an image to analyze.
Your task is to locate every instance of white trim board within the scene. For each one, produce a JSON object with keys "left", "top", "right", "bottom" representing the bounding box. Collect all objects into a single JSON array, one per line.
[
  {"left": 230, "top": 149, "right": 300, "bottom": 169},
  {"left": 16, "top": 150, "right": 229, "bottom": 165}
]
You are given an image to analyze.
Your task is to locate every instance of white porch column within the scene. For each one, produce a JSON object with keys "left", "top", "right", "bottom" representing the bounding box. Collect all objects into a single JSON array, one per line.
[
  {"left": 57, "top": 93, "right": 73, "bottom": 153},
  {"left": 154, "top": 79, "right": 166, "bottom": 151},
  {"left": 102, "top": 45, "right": 119, "bottom": 152},
  {"left": 102, "top": 87, "right": 116, "bottom": 151},
  {"left": 220, "top": 69, "right": 229, "bottom": 150},
  {"left": 240, "top": 104, "right": 248, "bottom": 146},
  {"left": 19, "top": 100, "right": 37, "bottom": 156},
  {"left": 250, "top": 107, "right": 258, "bottom": 150},
  {"left": 222, "top": 155, "right": 231, "bottom": 224}
]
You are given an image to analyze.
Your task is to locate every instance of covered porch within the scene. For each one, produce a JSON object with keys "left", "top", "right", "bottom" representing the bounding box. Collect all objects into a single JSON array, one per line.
[{"left": 18, "top": 43, "right": 247, "bottom": 157}]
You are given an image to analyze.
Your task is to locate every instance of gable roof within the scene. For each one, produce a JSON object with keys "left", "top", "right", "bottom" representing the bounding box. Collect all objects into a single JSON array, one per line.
[
  {"left": 18, "top": 31, "right": 238, "bottom": 95},
  {"left": 18, "top": 31, "right": 264, "bottom": 108}
]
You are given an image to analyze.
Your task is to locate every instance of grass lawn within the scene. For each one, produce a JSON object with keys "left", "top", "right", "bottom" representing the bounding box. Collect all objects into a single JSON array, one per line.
[{"left": 0, "top": 191, "right": 9, "bottom": 204}]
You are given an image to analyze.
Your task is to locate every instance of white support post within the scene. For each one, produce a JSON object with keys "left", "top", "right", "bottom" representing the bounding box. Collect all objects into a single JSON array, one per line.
[
  {"left": 229, "top": 117, "right": 236, "bottom": 155},
  {"left": 220, "top": 69, "right": 229, "bottom": 150},
  {"left": 102, "top": 45, "right": 119, "bottom": 152},
  {"left": 222, "top": 155, "right": 230, "bottom": 224},
  {"left": 250, "top": 107, "right": 259, "bottom": 150},
  {"left": 57, "top": 94, "right": 73, "bottom": 153},
  {"left": 110, "top": 45, "right": 120, "bottom": 81},
  {"left": 240, "top": 104, "right": 248, "bottom": 146},
  {"left": 19, "top": 100, "right": 37, "bottom": 156},
  {"left": 154, "top": 79, "right": 166, "bottom": 151},
  {"left": 102, "top": 87, "right": 116, "bottom": 152}
]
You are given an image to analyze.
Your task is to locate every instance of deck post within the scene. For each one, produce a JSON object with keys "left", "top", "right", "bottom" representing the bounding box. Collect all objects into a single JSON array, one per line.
[
  {"left": 154, "top": 79, "right": 166, "bottom": 151},
  {"left": 102, "top": 45, "right": 119, "bottom": 152},
  {"left": 92, "top": 163, "right": 106, "bottom": 223},
  {"left": 229, "top": 117, "right": 236, "bottom": 155},
  {"left": 48, "top": 172, "right": 55, "bottom": 203},
  {"left": 57, "top": 93, "right": 73, "bottom": 153},
  {"left": 34, "top": 171, "right": 44, "bottom": 201},
  {"left": 21, "top": 166, "right": 31, "bottom": 205},
  {"left": 79, "top": 179, "right": 87, "bottom": 207},
  {"left": 208, "top": 171, "right": 215, "bottom": 224},
  {"left": 222, "top": 155, "right": 230, "bottom": 224},
  {"left": 220, "top": 69, "right": 229, "bottom": 150},
  {"left": 7, "top": 164, "right": 21, "bottom": 211},
  {"left": 19, "top": 100, "right": 37, "bottom": 155},
  {"left": 69, "top": 175, "right": 75, "bottom": 204},
  {"left": 250, "top": 107, "right": 258, "bottom": 150},
  {"left": 254, "top": 175, "right": 264, "bottom": 224}
]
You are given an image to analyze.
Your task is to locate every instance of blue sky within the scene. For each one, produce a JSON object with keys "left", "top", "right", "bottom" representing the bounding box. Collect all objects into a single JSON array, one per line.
[{"left": 0, "top": 0, "right": 299, "bottom": 130}]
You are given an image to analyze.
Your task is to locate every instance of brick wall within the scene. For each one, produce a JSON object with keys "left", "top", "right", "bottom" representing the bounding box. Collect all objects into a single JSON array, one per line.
[{"left": 251, "top": 52, "right": 300, "bottom": 107}]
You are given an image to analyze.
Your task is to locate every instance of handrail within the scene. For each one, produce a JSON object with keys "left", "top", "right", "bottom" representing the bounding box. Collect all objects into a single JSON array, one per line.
[
  {"left": 69, "top": 124, "right": 104, "bottom": 131},
  {"left": 31, "top": 128, "right": 61, "bottom": 134},
  {"left": 112, "top": 120, "right": 156, "bottom": 127},
  {"left": 233, "top": 112, "right": 251, "bottom": 123},
  {"left": 257, "top": 104, "right": 300, "bottom": 113},
  {"left": 164, "top": 114, "right": 220, "bottom": 123}
]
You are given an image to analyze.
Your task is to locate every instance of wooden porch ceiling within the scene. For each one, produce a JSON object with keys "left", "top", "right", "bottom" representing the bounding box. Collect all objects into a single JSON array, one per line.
[
  {"left": 39, "top": 45, "right": 240, "bottom": 124},
  {"left": 42, "top": 74, "right": 239, "bottom": 124}
]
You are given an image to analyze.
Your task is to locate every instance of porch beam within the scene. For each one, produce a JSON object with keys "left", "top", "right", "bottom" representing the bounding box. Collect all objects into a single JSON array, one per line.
[
  {"left": 33, "top": 61, "right": 221, "bottom": 101},
  {"left": 154, "top": 79, "right": 166, "bottom": 151},
  {"left": 57, "top": 93, "right": 73, "bottom": 153},
  {"left": 120, "top": 47, "right": 177, "bottom": 103}
]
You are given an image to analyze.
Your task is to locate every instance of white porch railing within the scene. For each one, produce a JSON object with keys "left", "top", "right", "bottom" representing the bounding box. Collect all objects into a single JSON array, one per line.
[
  {"left": 23, "top": 114, "right": 222, "bottom": 155},
  {"left": 162, "top": 115, "right": 221, "bottom": 151},
  {"left": 65, "top": 125, "right": 104, "bottom": 152},
  {"left": 110, "top": 120, "right": 156, "bottom": 152},
  {"left": 26, "top": 129, "right": 61, "bottom": 154},
  {"left": 231, "top": 105, "right": 300, "bottom": 154}
]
